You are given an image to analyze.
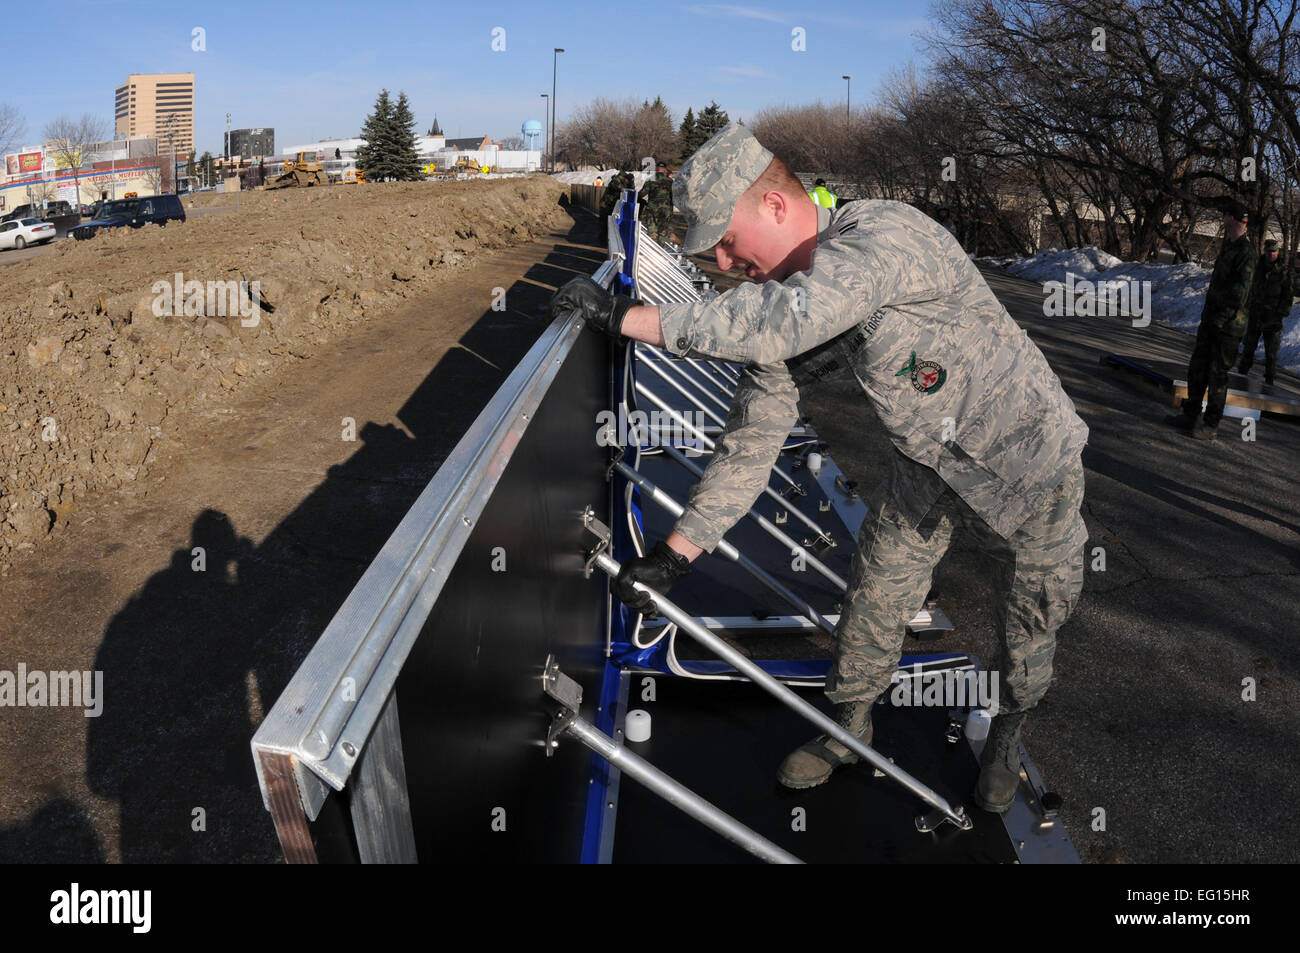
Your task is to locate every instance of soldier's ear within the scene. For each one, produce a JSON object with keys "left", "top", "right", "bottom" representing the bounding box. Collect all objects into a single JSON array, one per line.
[{"left": 764, "top": 189, "right": 788, "bottom": 224}]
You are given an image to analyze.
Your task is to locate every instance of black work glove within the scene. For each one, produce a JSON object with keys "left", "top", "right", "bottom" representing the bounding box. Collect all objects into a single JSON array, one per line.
[
  {"left": 550, "top": 276, "right": 635, "bottom": 338},
  {"left": 612, "top": 541, "right": 692, "bottom": 615}
]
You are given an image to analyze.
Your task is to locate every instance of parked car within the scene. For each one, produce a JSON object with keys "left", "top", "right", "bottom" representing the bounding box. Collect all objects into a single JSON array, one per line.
[
  {"left": 1, "top": 204, "right": 36, "bottom": 223},
  {"left": 0, "top": 218, "right": 57, "bottom": 250},
  {"left": 2, "top": 201, "right": 75, "bottom": 223},
  {"left": 68, "top": 194, "right": 186, "bottom": 241}
]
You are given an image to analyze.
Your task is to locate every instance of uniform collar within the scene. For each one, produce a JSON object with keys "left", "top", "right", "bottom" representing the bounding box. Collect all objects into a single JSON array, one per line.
[{"left": 816, "top": 204, "right": 833, "bottom": 242}]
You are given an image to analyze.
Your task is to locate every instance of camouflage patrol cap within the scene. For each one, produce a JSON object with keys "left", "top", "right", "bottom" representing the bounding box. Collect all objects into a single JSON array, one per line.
[
  {"left": 673, "top": 123, "right": 774, "bottom": 255},
  {"left": 1265, "top": 238, "right": 1279, "bottom": 251}
]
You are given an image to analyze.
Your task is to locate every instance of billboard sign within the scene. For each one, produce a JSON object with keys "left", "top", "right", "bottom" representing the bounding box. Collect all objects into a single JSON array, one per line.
[{"left": 5, "top": 152, "right": 43, "bottom": 175}]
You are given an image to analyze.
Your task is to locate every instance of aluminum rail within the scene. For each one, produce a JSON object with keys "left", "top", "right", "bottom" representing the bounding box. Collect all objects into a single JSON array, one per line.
[
  {"left": 684, "top": 357, "right": 738, "bottom": 398},
  {"left": 655, "top": 441, "right": 849, "bottom": 591},
  {"left": 593, "top": 550, "right": 972, "bottom": 831},
  {"left": 253, "top": 259, "right": 622, "bottom": 813},
  {"left": 637, "top": 345, "right": 735, "bottom": 416},
  {"left": 614, "top": 461, "right": 836, "bottom": 635},
  {"left": 634, "top": 381, "right": 829, "bottom": 540},
  {"left": 636, "top": 350, "right": 730, "bottom": 429},
  {"left": 561, "top": 713, "right": 802, "bottom": 864}
]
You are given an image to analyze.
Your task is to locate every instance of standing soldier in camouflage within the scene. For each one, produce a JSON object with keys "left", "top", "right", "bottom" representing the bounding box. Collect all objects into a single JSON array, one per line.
[
  {"left": 639, "top": 161, "right": 675, "bottom": 242},
  {"left": 1237, "top": 238, "right": 1292, "bottom": 386},
  {"left": 550, "top": 124, "right": 1089, "bottom": 814},
  {"left": 1166, "top": 200, "right": 1256, "bottom": 440},
  {"left": 599, "top": 171, "right": 635, "bottom": 219}
]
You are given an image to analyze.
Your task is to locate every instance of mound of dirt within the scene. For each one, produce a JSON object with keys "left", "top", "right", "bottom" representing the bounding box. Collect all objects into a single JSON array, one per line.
[{"left": 0, "top": 176, "right": 570, "bottom": 570}]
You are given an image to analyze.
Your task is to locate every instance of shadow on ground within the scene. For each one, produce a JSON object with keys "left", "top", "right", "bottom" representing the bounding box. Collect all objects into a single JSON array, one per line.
[{"left": 0, "top": 204, "right": 605, "bottom": 863}]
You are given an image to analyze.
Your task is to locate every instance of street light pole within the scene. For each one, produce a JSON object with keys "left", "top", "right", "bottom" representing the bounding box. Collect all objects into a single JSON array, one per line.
[
  {"left": 541, "top": 93, "right": 548, "bottom": 174},
  {"left": 842, "top": 75, "right": 851, "bottom": 121},
  {"left": 552, "top": 47, "right": 564, "bottom": 173}
]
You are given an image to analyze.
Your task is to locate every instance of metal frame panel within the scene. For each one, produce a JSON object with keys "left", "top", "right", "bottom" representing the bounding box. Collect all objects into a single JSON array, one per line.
[{"left": 253, "top": 262, "right": 620, "bottom": 853}]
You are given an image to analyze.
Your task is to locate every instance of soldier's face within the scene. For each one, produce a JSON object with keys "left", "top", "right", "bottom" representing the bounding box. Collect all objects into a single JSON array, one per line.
[{"left": 713, "top": 191, "right": 810, "bottom": 282}]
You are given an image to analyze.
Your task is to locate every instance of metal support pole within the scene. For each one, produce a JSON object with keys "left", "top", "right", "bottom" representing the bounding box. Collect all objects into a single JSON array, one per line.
[
  {"left": 561, "top": 713, "right": 801, "bottom": 864},
  {"left": 709, "top": 361, "right": 741, "bottom": 385},
  {"left": 657, "top": 442, "right": 848, "bottom": 591},
  {"left": 637, "top": 352, "right": 730, "bottom": 428},
  {"left": 685, "top": 358, "right": 737, "bottom": 398},
  {"left": 637, "top": 346, "right": 733, "bottom": 416},
  {"left": 614, "top": 461, "right": 836, "bottom": 634},
  {"left": 593, "top": 552, "right": 971, "bottom": 831},
  {"left": 635, "top": 382, "right": 829, "bottom": 540}
]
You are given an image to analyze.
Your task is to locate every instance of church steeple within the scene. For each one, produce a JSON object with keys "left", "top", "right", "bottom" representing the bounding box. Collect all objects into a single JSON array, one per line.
[{"left": 429, "top": 116, "right": 443, "bottom": 137}]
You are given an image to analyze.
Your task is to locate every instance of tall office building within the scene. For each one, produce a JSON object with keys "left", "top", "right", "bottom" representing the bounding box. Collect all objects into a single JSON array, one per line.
[{"left": 114, "top": 73, "right": 195, "bottom": 158}]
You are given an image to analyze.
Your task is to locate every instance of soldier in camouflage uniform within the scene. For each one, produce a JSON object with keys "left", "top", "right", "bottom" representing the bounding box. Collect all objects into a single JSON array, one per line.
[
  {"left": 550, "top": 124, "right": 1089, "bottom": 813},
  {"left": 639, "top": 162, "right": 675, "bottom": 242},
  {"left": 1237, "top": 238, "right": 1292, "bottom": 385},
  {"left": 1166, "top": 201, "right": 1255, "bottom": 440},
  {"left": 599, "top": 172, "right": 635, "bottom": 220}
]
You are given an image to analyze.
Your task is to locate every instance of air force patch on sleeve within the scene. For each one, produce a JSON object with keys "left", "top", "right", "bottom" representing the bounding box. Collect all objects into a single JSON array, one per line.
[{"left": 896, "top": 351, "right": 947, "bottom": 394}]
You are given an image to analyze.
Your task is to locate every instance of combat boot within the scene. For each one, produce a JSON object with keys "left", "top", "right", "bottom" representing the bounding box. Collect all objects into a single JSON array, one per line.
[
  {"left": 1162, "top": 411, "right": 1196, "bottom": 430},
  {"left": 974, "top": 711, "right": 1026, "bottom": 813},
  {"left": 777, "top": 700, "right": 873, "bottom": 789},
  {"left": 1191, "top": 420, "right": 1219, "bottom": 441}
]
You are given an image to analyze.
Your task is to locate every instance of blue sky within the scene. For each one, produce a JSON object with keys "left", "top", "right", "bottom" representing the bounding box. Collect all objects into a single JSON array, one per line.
[{"left": 5, "top": 0, "right": 936, "bottom": 154}]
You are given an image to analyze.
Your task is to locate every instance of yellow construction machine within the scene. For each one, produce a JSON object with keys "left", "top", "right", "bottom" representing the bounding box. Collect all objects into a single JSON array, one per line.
[{"left": 265, "top": 151, "right": 328, "bottom": 189}]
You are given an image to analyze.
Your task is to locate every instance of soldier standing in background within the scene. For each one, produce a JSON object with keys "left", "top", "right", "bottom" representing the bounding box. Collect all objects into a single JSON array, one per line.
[
  {"left": 1237, "top": 238, "right": 1292, "bottom": 386},
  {"left": 639, "top": 161, "right": 675, "bottom": 242},
  {"left": 551, "top": 124, "right": 1089, "bottom": 814},
  {"left": 808, "top": 178, "right": 837, "bottom": 209},
  {"left": 1166, "top": 200, "right": 1256, "bottom": 440},
  {"left": 599, "top": 171, "right": 635, "bottom": 219}
]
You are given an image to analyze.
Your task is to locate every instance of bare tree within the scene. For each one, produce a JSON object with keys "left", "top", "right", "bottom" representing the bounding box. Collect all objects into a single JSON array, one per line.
[
  {"left": 555, "top": 96, "right": 679, "bottom": 170},
  {"left": 44, "top": 113, "right": 109, "bottom": 208},
  {"left": 141, "top": 160, "right": 164, "bottom": 196},
  {"left": 0, "top": 103, "right": 24, "bottom": 157}
]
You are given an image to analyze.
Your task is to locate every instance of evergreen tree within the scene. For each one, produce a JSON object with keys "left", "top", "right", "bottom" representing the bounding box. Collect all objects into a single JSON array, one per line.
[
  {"left": 678, "top": 107, "right": 698, "bottom": 159},
  {"left": 356, "top": 89, "right": 394, "bottom": 181},
  {"left": 695, "top": 100, "right": 729, "bottom": 141},
  {"left": 389, "top": 92, "right": 423, "bottom": 181}
]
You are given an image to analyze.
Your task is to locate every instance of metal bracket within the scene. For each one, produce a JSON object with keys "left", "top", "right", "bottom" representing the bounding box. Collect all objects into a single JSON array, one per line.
[
  {"left": 780, "top": 482, "right": 806, "bottom": 500},
  {"left": 542, "top": 654, "right": 584, "bottom": 759},
  {"left": 800, "top": 535, "right": 835, "bottom": 557},
  {"left": 945, "top": 716, "right": 964, "bottom": 745},
  {"left": 581, "top": 505, "right": 611, "bottom": 579},
  {"left": 915, "top": 805, "right": 973, "bottom": 833},
  {"left": 1018, "top": 743, "right": 1063, "bottom": 819},
  {"left": 835, "top": 475, "right": 860, "bottom": 500},
  {"left": 604, "top": 446, "right": 626, "bottom": 482}
]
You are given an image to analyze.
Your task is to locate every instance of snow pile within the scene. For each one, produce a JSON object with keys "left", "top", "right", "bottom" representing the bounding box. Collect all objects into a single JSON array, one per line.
[
  {"left": 989, "top": 246, "right": 1299, "bottom": 374},
  {"left": 551, "top": 169, "right": 655, "bottom": 191}
]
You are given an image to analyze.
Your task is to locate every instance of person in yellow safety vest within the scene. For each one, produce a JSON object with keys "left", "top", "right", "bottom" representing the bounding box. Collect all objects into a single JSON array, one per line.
[{"left": 807, "top": 178, "right": 837, "bottom": 208}]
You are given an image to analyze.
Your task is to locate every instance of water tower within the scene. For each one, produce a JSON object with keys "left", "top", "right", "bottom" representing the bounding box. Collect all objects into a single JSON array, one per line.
[{"left": 522, "top": 119, "right": 543, "bottom": 151}]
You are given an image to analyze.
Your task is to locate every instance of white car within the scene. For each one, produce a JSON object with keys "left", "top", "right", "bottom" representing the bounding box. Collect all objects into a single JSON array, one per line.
[{"left": 0, "top": 217, "right": 56, "bottom": 250}]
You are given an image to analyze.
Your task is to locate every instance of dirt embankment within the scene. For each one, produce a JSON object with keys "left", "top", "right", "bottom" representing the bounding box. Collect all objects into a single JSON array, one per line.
[{"left": 0, "top": 176, "right": 570, "bottom": 571}]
